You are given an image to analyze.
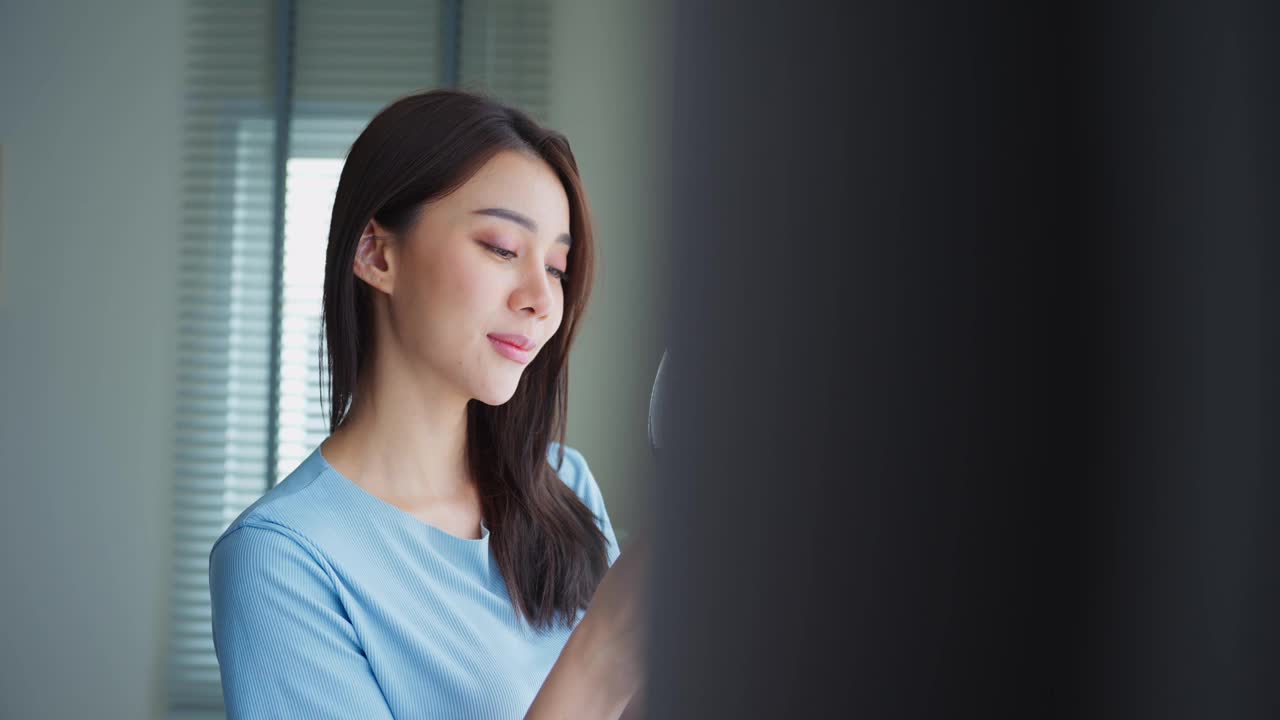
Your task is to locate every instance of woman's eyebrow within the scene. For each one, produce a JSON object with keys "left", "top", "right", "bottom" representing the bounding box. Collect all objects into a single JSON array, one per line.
[{"left": 471, "top": 207, "right": 573, "bottom": 247}]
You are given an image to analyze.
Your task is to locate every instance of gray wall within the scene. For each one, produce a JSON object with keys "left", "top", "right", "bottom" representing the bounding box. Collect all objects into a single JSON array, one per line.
[
  {"left": 0, "top": 1, "right": 183, "bottom": 718},
  {"left": 549, "top": 0, "right": 670, "bottom": 542},
  {"left": 0, "top": 1, "right": 665, "bottom": 718}
]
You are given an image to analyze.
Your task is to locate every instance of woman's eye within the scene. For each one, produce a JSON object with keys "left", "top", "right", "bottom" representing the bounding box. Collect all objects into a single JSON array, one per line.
[{"left": 484, "top": 243, "right": 568, "bottom": 282}]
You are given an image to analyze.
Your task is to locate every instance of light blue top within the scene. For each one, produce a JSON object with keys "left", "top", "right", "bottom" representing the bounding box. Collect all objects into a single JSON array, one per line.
[{"left": 208, "top": 441, "right": 621, "bottom": 720}]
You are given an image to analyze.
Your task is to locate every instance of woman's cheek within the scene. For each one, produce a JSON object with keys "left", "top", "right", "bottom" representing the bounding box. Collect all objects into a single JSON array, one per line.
[{"left": 449, "top": 262, "right": 499, "bottom": 312}]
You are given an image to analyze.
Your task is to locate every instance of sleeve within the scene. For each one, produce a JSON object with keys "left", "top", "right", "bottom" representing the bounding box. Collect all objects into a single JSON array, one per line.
[
  {"left": 208, "top": 523, "right": 396, "bottom": 720},
  {"left": 562, "top": 446, "right": 622, "bottom": 566}
]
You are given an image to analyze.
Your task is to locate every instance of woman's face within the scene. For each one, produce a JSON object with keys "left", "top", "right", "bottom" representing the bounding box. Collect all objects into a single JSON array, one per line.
[{"left": 362, "top": 149, "right": 572, "bottom": 406}]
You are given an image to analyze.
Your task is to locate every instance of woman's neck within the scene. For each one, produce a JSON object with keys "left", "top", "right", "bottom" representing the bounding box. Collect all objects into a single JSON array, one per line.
[{"left": 321, "top": 372, "right": 474, "bottom": 507}]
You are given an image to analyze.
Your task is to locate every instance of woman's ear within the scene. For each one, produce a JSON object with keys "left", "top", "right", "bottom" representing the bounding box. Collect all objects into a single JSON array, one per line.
[{"left": 353, "top": 220, "right": 396, "bottom": 293}]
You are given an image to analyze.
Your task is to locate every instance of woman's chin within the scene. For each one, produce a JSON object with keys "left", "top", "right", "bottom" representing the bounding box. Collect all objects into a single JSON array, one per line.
[{"left": 472, "top": 380, "right": 521, "bottom": 407}]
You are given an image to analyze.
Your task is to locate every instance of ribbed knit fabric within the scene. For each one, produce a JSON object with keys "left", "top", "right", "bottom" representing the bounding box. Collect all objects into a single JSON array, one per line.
[{"left": 208, "top": 441, "right": 621, "bottom": 720}]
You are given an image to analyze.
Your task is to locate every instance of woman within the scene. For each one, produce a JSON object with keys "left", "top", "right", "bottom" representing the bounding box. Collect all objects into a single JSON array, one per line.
[{"left": 209, "top": 89, "right": 647, "bottom": 719}]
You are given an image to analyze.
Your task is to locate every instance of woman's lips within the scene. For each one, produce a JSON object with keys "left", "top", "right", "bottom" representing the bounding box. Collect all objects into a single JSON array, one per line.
[
  {"left": 488, "top": 333, "right": 533, "bottom": 350},
  {"left": 488, "top": 334, "right": 533, "bottom": 364}
]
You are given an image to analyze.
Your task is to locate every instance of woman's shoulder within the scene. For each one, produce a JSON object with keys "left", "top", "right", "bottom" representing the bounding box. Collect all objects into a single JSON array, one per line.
[
  {"left": 546, "top": 441, "right": 622, "bottom": 562},
  {"left": 547, "top": 439, "right": 581, "bottom": 471},
  {"left": 546, "top": 440, "right": 586, "bottom": 484},
  {"left": 208, "top": 448, "right": 334, "bottom": 564},
  {"left": 547, "top": 441, "right": 606, "bottom": 514}
]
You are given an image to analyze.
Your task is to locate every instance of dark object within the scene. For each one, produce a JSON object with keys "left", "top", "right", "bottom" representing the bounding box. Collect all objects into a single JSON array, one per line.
[{"left": 645, "top": 1, "right": 1280, "bottom": 719}]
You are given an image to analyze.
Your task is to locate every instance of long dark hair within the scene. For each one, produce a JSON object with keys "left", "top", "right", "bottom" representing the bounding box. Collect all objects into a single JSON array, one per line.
[{"left": 321, "top": 89, "right": 605, "bottom": 631}]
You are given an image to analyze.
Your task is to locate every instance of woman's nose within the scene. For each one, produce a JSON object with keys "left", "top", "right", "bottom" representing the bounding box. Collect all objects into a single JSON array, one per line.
[{"left": 511, "top": 261, "right": 555, "bottom": 318}]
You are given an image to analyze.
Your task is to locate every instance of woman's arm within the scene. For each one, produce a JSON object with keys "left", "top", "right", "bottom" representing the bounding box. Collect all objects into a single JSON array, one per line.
[
  {"left": 523, "top": 617, "right": 638, "bottom": 719},
  {"left": 525, "top": 539, "right": 650, "bottom": 720},
  {"left": 210, "top": 523, "right": 397, "bottom": 720},
  {"left": 618, "top": 684, "right": 646, "bottom": 720}
]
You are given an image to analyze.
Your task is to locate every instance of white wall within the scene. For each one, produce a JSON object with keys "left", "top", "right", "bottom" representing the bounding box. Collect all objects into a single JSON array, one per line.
[
  {"left": 0, "top": 1, "right": 665, "bottom": 717},
  {"left": 0, "top": 1, "right": 183, "bottom": 719}
]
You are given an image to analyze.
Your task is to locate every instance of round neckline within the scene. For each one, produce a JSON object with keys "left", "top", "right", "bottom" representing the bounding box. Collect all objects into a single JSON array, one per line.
[{"left": 314, "top": 441, "right": 491, "bottom": 545}]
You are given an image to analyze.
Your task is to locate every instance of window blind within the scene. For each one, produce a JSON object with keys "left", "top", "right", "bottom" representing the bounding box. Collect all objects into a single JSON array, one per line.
[
  {"left": 459, "top": 0, "right": 552, "bottom": 122},
  {"left": 168, "top": 1, "right": 550, "bottom": 714}
]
